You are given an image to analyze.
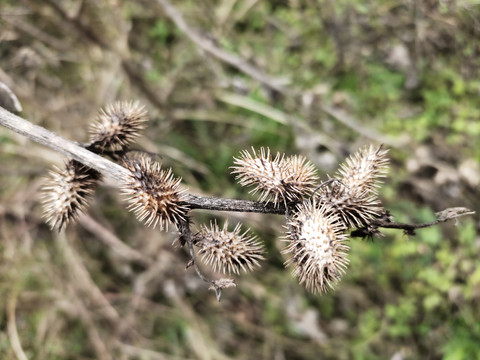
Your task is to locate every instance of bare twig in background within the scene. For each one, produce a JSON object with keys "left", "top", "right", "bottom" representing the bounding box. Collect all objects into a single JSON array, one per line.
[
  {"left": 116, "top": 341, "right": 189, "bottom": 360},
  {"left": 152, "top": 0, "right": 288, "bottom": 95},
  {"left": 0, "top": 81, "right": 22, "bottom": 113},
  {"left": 78, "top": 214, "right": 153, "bottom": 266},
  {"left": 55, "top": 232, "right": 121, "bottom": 325},
  {"left": 6, "top": 293, "right": 29, "bottom": 360},
  {"left": 67, "top": 285, "right": 113, "bottom": 360}
]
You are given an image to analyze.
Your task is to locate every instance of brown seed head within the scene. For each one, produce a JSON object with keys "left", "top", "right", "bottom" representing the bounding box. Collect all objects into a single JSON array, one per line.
[
  {"left": 231, "top": 147, "right": 318, "bottom": 205},
  {"left": 122, "top": 157, "right": 189, "bottom": 230},
  {"left": 337, "top": 144, "right": 389, "bottom": 196},
  {"left": 284, "top": 199, "right": 349, "bottom": 293},
  {"left": 316, "top": 182, "right": 383, "bottom": 228},
  {"left": 42, "top": 160, "right": 100, "bottom": 230},
  {"left": 194, "top": 220, "right": 265, "bottom": 274},
  {"left": 316, "top": 145, "right": 389, "bottom": 228},
  {"left": 89, "top": 101, "right": 148, "bottom": 152}
]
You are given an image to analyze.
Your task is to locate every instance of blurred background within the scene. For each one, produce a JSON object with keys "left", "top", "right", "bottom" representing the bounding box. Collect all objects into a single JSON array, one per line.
[{"left": 1, "top": 1, "right": 479, "bottom": 359}]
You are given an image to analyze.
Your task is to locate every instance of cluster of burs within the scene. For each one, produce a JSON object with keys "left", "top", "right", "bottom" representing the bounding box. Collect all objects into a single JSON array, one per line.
[{"left": 42, "top": 101, "right": 389, "bottom": 294}]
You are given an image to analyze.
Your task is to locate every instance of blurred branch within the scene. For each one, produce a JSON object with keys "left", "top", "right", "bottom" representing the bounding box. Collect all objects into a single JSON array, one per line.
[
  {"left": 216, "top": 90, "right": 344, "bottom": 153},
  {"left": 67, "top": 286, "right": 113, "bottom": 360},
  {"left": 152, "top": 0, "right": 288, "bottom": 94},
  {"left": 0, "top": 81, "right": 22, "bottom": 113},
  {"left": 6, "top": 293, "right": 29, "bottom": 360},
  {"left": 116, "top": 341, "right": 184, "bottom": 360},
  {"left": 321, "top": 104, "right": 406, "bottom": 147},
  {"left": 56, "top": 232, "right": 121, "bottom": 323},
  {"left": 36, "top": 0, "right": 109, "bottom": 49},
  {"left": 78, "top": 214, "right": 153, "bottom": 266}
]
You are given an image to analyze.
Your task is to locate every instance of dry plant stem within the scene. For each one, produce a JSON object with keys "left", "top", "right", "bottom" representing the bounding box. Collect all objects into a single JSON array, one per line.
[
  {"left": 116, "top": 341, "right": 179, "bottom": 360},
  {"left": 185, "top": 194, "right": 284, "bottom": 214},
  {"left": 370, "top": 208, "right": 476, "bottom": 234},
  {"left": 0, "top": 106, "right": 129, "bottom": 179},
  {"left": 179, "top": 219, "right": 232, "bottom": 300},
  {"left": 6, "top": 293, "right": 29, "bottom": 360},
  {"left": 0, "top": 106, "right": 473, "bottom": 233}
]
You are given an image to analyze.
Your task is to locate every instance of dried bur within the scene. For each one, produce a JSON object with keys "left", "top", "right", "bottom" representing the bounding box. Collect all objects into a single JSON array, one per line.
[
  {"left": 42, "top": 160, "right": 101, "bottom": 230},
  {"left": 283, "top": 200, "right": 349, "bottom": 293},
  {"left": 316, "top": 145, "right": 389, "bottom": 228},
  {"left": 233, "top": 145, "right": 389, "bottom": 293},
  {"left": 42, "top": 101, "right": 148, "bottom": 230},
  {"left": 121, "top": 156, "right": 189, "bottom": 230},
  {"left": 232, "top": 147, "right": 318, "bottom": 206},
  {"left": 42, "top": 105, "right": 393, "bottom": 297},
  {"left": 89, "top": 101, "right": 148, "bottom": 153},
  {"left": 193, "top": 220, "right": 265, "bottom": 274}
]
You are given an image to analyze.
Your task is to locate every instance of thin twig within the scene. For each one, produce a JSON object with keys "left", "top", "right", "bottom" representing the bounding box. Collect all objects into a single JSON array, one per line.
[
  {"left": 374, "top": 207, "right": 475, "bottom": 233},
  {"left": 179, "top": 219, "right": 211, "bottom": 284},
  {"left": 179, "top": 219, "right": 236, "bottom": 301},
  {"left": 352, "top": 208, "right": 475, "bottom": 238}
]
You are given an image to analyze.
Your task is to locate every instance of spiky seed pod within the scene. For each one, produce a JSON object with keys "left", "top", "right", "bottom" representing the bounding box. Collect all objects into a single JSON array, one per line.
[
  {"left": 337, "top": 144, "right": 389, "bottom": 196},
  {"left": 315, "top": 145, "right": 389, "bottom": 228},
  {"left": 194, "top": 221, "right": 265, "bottom": 274},
  {"left": 231, "top": 147, "right": 318, "bottom": 206},
  {"left": 42, "top": 160, "right": 101, "bottom": 230},
  {"left": 284, "top": 199, "right": 349, "bottom": 293},
  {"left": 89, "top": 101, "right": 148, "bottom": 152},
  {"left": 315, "top": 182, "right": 384, "bottom": 228},
  {"left": 121, "top": 157, "right": 189, "bottom": 230}
]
